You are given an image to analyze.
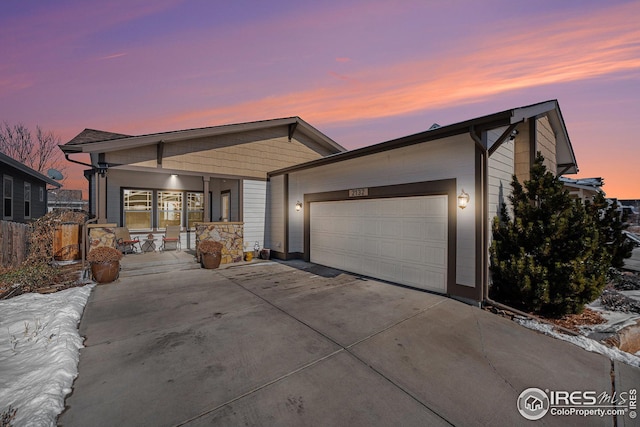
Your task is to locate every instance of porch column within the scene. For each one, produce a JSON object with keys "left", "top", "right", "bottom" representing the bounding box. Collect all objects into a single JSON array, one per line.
[
  {"left": 96, "top": 171, "right": 107, "bottom": 223},
  {"left": 203, "top": 177, "right": 210, "bottom": 222}
]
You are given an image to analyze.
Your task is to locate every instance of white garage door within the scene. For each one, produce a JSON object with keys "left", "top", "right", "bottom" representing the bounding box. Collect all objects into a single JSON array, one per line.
[{"left": 310, "top": 195, "right": 448, "bottom": 292}]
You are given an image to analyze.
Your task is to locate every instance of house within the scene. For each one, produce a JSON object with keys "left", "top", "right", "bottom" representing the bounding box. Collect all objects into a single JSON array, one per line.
[
  {"left": 560, "top": 176, "right": 604, "bottom": 201},
  {"left": 59, "top": 118, "right": 345, "bottom": 250},
  {"left": 47, "top": 189, "right": 88, "bottom": 212},
  {"left": 1, "top": 152, "right": 61, "bottom": 223},
  {"left": 266, "top": 100, "right": 578, "bottom": 304}
]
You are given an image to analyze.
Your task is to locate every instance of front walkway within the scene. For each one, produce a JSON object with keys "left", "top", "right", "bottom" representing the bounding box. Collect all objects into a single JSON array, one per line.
[{"left": 60, "top": 260, "right": 639, "bottom": 426}]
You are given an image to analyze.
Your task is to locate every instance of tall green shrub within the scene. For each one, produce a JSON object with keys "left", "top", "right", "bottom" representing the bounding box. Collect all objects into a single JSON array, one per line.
[
  {"left": 489, "top": 154, "right": 608, "bottom": 316},
  {"left": 585, "top": 193, "right": 634, "bottom": 269}
]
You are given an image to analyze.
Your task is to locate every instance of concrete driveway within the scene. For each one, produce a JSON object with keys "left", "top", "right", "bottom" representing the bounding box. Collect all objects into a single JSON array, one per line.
[{"left": 59, "top": 259, "right": 639, "bottom": 426}]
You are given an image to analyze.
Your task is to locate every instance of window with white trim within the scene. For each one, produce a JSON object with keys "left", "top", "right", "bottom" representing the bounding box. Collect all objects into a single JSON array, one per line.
[
  {"left": 158, "top": 191, "right": 183, "bottom": 229},
  {"left": 220, "top": 191, "right": 230, "bottom": 222},
  {"left": 123, "top": 189, "right": 152, "bottom": 229},
  {"left": 187, "top": 192, "right": 204, "bottom": 229}
]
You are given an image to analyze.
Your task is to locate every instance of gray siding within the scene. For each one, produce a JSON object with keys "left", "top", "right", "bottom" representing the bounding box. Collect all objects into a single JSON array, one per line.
[{"left": 2, "top": 168, "right": 48, "bottom": 223}]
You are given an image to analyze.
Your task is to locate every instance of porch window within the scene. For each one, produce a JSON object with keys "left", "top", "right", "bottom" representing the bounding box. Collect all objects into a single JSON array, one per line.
[
  {"left": 158, "top": 191, "right": 183, "bottom": 229},
  {"left": 24, "top": 182, "right": 31, "bottom": 219},
  {"left": 123, "top": 189, "right": 152, "bottom": 229},
  {"left": 221, "top": 191, "right": 230, "bottom": 222},
  {"left": 187, "top": 192, "right": 204, "bottom": 229},
  {"left": 3, "top": 176, "right": 13, "bottom": 220}
]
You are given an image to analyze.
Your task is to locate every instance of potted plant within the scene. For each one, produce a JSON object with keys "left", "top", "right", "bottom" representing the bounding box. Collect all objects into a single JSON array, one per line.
[
  {"left": 199, "top": 240, "right": 223, "bottom": 269},
  {"left": 87, "top": 246, "right": 123, "bottom": 283}
]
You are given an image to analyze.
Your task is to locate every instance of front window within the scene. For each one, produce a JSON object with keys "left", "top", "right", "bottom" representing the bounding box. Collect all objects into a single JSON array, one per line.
[
  {"left": 124, "top": 189, "right": 152, "bottom": 229},
  {"left": 24, "top": 182, "right": 31, "bottom": 219},
  {"left": 187, "top": 192, "right": 204, "bottom": 229},
  {"left": 158, "top": 191, "right": 183, "bottom": 229},
  {"left": 3, "top": 176, "right": 13, "bottom": 219},
  {"left": 221, "top": 191, "right": 230, "bottom": 222}
]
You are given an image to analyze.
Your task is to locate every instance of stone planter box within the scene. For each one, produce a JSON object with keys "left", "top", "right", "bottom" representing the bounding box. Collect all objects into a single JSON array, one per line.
[{"left": 195, "top": 222, "right": 244, "bottom": 264}]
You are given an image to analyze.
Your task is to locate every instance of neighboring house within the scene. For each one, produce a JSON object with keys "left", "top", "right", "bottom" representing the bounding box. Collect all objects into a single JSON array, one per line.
[
  {"left": 560, "top": 176, "right": 604, "bottom": 201},
  {"left": 1, "top": 152, "right": 61, "bottom": 223},
  {"left": 266, "top": 100, "right": 578, "bottom": 304},
  {"left": 48, "top": 189, "right": 88, "bottom": 212},
  {"left": 59, "top": 118, "right": 345, "bottom": 250}
]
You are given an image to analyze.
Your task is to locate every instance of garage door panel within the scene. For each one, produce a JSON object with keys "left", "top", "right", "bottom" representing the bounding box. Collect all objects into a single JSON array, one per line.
[
  {"left": 362, "top": 219, "right": 378, "bottom": 235},
  {"left": 362, "top": 238, "right": 380, "bottom": 256},
  {"left": 310, "top": 196, "right": 448, "bottom": 293}
]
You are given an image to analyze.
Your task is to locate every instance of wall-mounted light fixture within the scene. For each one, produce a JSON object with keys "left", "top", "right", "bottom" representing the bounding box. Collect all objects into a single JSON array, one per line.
[
  {"left": 295, "top": 201, "right": 303, "bottom": 212},
  {"left": 97, "top": 162, "right": 109, "bottom": 177},
  {"left": 170, "top": 174, "right": 178, "bottom": 178},
  {"left": 458, "top": 189, "right": 470, "bottom": 209}
]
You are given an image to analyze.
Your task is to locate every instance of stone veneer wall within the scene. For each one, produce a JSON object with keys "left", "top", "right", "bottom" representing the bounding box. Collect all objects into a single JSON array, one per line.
[
  {"left": 195, "top": 222, "right": 244, "bottom": 264},
  {"left": 87, "top": 224, "right": 117, "bottom": 252}
]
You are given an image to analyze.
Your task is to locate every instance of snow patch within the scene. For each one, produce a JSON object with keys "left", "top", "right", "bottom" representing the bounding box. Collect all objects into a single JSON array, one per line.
[
  {"left": 514, "top": 317, "right": 640, "bottom": 368},
  {"left": 0, "top": 284, "right": 94, "bottom": 427}
]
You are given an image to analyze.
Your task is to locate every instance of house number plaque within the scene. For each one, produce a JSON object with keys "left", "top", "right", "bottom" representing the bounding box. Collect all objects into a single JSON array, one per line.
[{"left": 348, "top": 188, "right": 369, "bottom": 197}]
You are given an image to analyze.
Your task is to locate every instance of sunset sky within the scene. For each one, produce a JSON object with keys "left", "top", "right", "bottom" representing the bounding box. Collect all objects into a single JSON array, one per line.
[{"left": 1, "top": 0, "right": 639, "bottom": 198}]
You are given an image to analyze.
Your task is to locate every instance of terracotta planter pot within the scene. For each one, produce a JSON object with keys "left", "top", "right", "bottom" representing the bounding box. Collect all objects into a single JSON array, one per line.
[
  {"left": 201, "top": 252, "right": 221, "bottom": 269},
  {"left": 244, "top": 252, "right": 253, "bottom": 262},
  {"left": 91, "top": 261, "right": 120, "bottom": 283}
]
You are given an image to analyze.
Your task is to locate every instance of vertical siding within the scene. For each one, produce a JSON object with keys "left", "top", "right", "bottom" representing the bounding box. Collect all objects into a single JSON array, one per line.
[
  {"left": 266, "top": 175, "right": 285, "bottom": 252},
  {"left": 242, "top": 180, "right": 267, "bottom": 251},
  {"left": 537, "top": 115, "right": 557, "bottom": 174}
]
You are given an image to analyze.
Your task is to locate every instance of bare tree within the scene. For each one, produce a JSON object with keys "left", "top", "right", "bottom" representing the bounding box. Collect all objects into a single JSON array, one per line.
[{"left": 0, "top": 122, "right": 66, "bottom": 179}]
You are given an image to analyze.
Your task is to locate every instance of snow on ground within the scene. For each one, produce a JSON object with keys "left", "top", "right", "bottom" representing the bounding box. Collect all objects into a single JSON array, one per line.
[
  {"left": 0, "top": 284, "right": 94, "bottom": 427},
  {"left": 515, "top": 317, "right": 640, "bottom": 368}
]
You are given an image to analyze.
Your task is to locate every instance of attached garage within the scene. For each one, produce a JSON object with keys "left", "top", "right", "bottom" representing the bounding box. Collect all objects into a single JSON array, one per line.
[
  {"left": 266, "top": 100, "right": 579, "bottom": 304},
  {"left": 310, "top": 196, "right": 448, "bottom": 293}
]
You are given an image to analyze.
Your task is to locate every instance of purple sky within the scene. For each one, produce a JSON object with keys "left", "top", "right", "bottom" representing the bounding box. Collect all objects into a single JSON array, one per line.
[{"left": 1, "top": 0, "right": 639, "bottom": 197}]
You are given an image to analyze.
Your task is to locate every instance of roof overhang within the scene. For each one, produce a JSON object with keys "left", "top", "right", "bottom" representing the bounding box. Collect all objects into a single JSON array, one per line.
[
  {"left": 270, "top": 100, "right": 579, "bottom": 177},
  {"left": 513, "top": 100, "right": 578, "bottom": 174},
  {"left": 0, "top": 152, "right": 61, "bottom": 187},
  {"left": 59, "top": 117, "right": 345, "bottom": 157}
]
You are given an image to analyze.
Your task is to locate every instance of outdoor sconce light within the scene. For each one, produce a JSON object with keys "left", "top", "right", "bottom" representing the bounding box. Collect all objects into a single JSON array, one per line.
[
  {"left": 295, "top": 201, "right": 303, "bottom": 212},
  {"left": 97, "top": 162, "right": 109, "bottom": 177},
  {"left": 458, "top": 189, "right": 470, "bottom": 209},
  {"left": 170, "top": 174, "right": 178, "bottom": 178}
]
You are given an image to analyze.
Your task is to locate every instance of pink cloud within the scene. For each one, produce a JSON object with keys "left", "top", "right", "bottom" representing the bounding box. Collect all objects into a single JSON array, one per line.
[{"left": 159, "top": 2, "right": 640, "bottom": 131}]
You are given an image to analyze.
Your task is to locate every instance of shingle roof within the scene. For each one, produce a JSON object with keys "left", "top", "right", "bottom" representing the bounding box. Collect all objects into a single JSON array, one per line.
[{"left": 64, "top": 129, "right": 130, "bottom": 145}]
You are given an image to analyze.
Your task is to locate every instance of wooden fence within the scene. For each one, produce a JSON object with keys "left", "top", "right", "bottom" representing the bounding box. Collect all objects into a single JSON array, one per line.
[{"left": 0, "top": 220, "right": 30, "bottom": 268}]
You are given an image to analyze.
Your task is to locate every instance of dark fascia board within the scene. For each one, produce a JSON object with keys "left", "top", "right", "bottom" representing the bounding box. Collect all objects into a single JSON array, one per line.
[
  {"left": 59, "top": 117, "right": 345, "bottom": 155},
  {"left": 269, "top": 99, "right": 577, "bottom": 177},
  {"left": 0, "top": 152, "right": 61, "bottom": 187},
  {"left": 269, "top": 108, "right": 516, "bottom": 177}
]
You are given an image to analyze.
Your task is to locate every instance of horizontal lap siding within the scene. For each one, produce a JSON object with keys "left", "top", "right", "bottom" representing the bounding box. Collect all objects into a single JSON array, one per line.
[
  {"left": 243, "top": 180, "right": 266, "bottom": 251},
  {"left": 266, "top": 175, "right": 285, "bottom": 253}
]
